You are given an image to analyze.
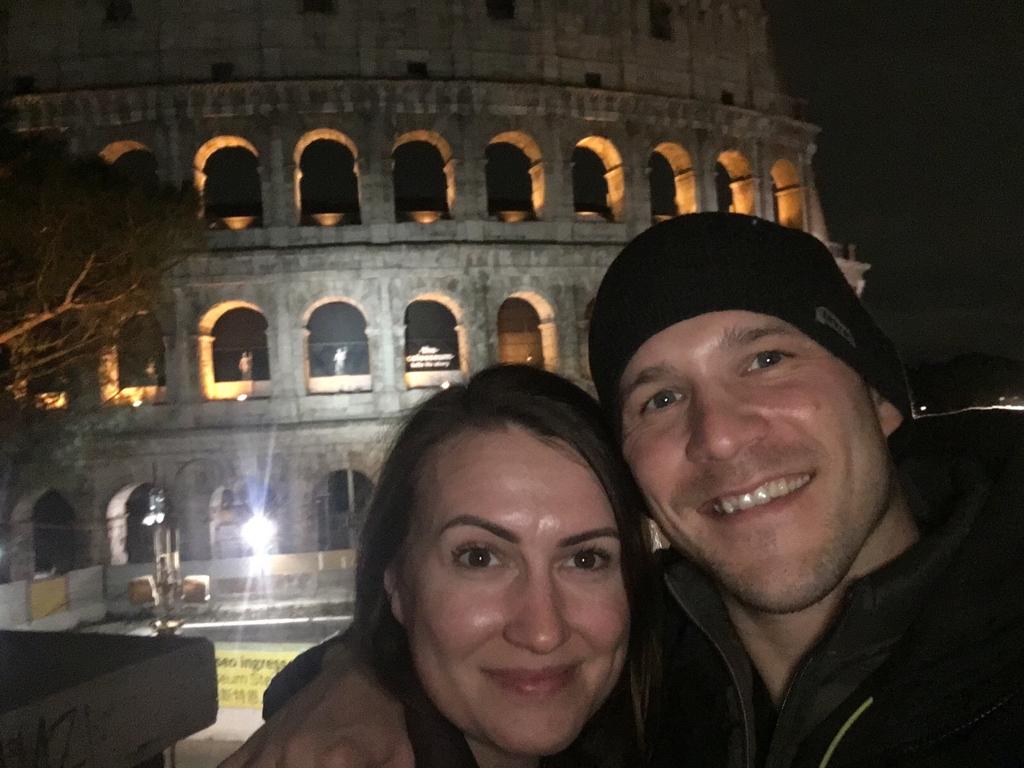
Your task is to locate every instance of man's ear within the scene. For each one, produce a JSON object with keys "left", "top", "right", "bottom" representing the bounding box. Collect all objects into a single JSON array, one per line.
[
  {"left": 384, "top": 567, "right": 405, "bottom": 626},
  {"left": 871, "top": 388, "right": 905, "bottom": 437}
]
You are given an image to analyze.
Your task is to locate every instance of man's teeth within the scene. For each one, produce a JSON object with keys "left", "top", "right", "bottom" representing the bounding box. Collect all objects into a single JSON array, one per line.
[{"left": 713, "top": 474, "right": 811, "bottom": 515}]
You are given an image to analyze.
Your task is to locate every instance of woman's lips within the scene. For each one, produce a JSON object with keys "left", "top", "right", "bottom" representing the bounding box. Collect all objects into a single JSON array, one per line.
[{"left": 483, "top": 665, "right": 576, "bottom": 696}]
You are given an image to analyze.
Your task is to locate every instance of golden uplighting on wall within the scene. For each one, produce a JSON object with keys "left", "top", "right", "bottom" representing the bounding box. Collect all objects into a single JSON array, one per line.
[
  {"left": 35, "top": 392, "right": 69, "bottom": 410},
  {"left": 496, "top": 210, "right": 530, "bottom": 223},
  {"left": 219, "top": 215, "right": 257, "bottom": 231},
  {"left": 311, "top": 212, "right": 345, "bottom": 226},
  {"left": 408, "top": 210, "right": 442, "bottom": 224}
]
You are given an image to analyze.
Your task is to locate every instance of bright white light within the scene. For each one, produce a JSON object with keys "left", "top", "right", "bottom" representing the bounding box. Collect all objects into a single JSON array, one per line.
[
  {"left": 241, "top": 514, "right": 276, "bottom": 553},
  {"left": 440, "top": 380, "right": 451, "bottom": 390},
  {"left": 236, "top": 393, "right": 248, "bottom": 402},
  {"left": 142, "top": 512, "right": 165, "bottom": 527},
  {"left": 918, "top": 405, "right": 928, "bottom": 412},
  {"left": 131, "top": 399, "right": 143, "bottom": 408}
]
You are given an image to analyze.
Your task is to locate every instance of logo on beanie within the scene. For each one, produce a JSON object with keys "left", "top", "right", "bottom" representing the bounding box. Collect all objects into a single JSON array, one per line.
[{"left": 815, "top": 306, "right": 856, "bottom": 348}]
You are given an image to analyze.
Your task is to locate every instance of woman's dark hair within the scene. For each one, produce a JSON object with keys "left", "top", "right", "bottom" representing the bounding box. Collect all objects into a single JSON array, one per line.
[{"left": 352, "top": 364, "right": 661, "bottom": 762}]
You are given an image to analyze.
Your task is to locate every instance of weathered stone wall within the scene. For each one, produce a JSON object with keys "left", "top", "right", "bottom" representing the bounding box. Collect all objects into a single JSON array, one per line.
[{"left": 1, "top": 1, "right": 840, "bottom": 580}]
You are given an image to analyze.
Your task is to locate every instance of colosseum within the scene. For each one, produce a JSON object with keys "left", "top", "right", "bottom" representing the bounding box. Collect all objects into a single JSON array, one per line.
[{"left": 1, "top": 0, "right": 867, "bottom": 581}]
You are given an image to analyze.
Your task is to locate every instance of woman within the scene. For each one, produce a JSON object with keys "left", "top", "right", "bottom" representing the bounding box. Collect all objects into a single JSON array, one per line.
[{"left": 351, "top": 364, "right": 660, "bottom": 768}]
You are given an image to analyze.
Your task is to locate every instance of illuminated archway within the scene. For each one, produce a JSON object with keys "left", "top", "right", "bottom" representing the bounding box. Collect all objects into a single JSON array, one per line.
[
  {"left": 771, "top": 158, "right": 804, "bottom": 230},
  {"left": 99, "top": 313, "right": 166, "bottom": 406},
  {"left": 198, "top": 301, "right": 271, "bottom": 400},
  {"left": 316, "top": 470, "right": 374, "bottom": 550},
  {"left": 498, "top": 292, "right": 558, "bottom": 371},
  {"left": 305, "top": 300, "right": 372, "bottom": 393},
  {"left": 486, "top": 131, "right": 544, "bottom": 220},
  {"left": 716, "top": 149, "right": 755, "bottom": 215},
  {"left": 294, "top": 129, "right": 361, "bottom": 225},
  {"left": 393, "top": 131, "right": 455, "bottom": 223},
  {"left": 193, "top": 136, "right": 262, "bottom": 229},
  {"left": 573, "top": 136, "right": 625, "bottom": 222},
  {"left": 651, "top": 142, "right": 697, "bottom": 220},
  {"left": 404, "top": 296, "right": 466, "bottom": 389},
  {"left": 99, "top": 140, "right": 159, "bottom": 191},
  {"left": 106, "top": 483, "right": 159, "bottom": 565},
  {"left": 32, "top": 491, "right": 76, "bottom": 575}
]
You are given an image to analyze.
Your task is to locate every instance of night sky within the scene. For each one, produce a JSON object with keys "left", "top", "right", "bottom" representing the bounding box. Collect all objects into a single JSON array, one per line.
[{"left": 765, "top": 0, "right": 1024, "bottom": 364}]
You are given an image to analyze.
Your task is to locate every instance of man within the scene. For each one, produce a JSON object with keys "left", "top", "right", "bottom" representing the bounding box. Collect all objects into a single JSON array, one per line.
[{"left": 223, "top": 213, "right": 1024, "bottom": 767}]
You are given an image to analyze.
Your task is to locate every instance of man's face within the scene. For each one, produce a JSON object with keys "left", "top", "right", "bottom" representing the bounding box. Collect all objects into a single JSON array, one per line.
[{"left": 618, "top": 310, "right": 910, "bottom": 615}]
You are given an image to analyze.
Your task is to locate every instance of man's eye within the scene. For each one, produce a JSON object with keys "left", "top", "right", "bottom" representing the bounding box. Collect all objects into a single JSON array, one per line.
[
  {"left": 642, "top": 389, "right": 681, "bottom": 413},
  {"left": 454, "top": 546, "right": 497, "bottom": 568},
  {"left": 750, "top": 350, "right": 786, "bottom": 370}
]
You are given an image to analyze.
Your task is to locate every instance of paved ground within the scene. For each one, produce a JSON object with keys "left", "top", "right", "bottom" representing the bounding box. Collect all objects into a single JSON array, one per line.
[{"left": 174, "top": 739, "right": 244, "bottom": 768}]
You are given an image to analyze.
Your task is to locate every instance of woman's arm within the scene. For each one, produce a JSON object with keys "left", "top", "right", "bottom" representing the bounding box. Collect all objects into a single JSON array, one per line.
[{"left": 218, "top": 643, "right": 413, "bottom": 768}]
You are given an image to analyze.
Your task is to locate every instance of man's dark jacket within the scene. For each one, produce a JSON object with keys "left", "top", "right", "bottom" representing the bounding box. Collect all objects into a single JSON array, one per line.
[
  {"left": 265, "top": 411, "right": 1024, "bottom": 768},
  {"left": 651, "top": 410, "right": 1024, "bottom": 768}
]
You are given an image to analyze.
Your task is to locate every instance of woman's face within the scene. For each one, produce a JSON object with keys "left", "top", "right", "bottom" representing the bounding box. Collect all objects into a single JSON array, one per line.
[{"left": 387, "top": 425, "right": 630, "bottom": 766}]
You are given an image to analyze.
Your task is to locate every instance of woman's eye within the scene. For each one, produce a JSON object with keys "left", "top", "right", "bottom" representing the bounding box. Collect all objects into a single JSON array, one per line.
[
  {"left": 454, "top": 546, "right": 497, "bottom": 568},
  {"left": 750, "top": 350, "right": 786, "bottom": 370},
  {"left": 642, "top": 389, "right": 681, "bottom": 413},
  {"left": 569, "top": 548, "right": 611, "bottom": 571}
]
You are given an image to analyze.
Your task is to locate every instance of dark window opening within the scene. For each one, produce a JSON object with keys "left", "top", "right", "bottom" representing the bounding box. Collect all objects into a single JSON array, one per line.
[
  {"left": 299, "top": 140, "right": 360, "bottom": 225},
  {"left": 648, "top": 152, "right": 677, "bottom": 221},
  {"left": 393, "top": 141, "right": 449, "bottom": 221},
  {"left": 486, "top": 0, "right": 516, "bottom": 20},
  {"left": 485, "top": 142, "right": 535, "bottom": 220},
  {"left": 118, "top": 314, "right": 166, "bottom": 388},
  {"left": 720, "top": 90, "right": 735, "bottom": 106},
  {"left": 203, "top": 146, "right": 263, "bottom": 224},
  {"left": 405, "top": 301, "right": 459, "bottom": 374},
  {"left": 211, "top": 62, "right": 235, "bottom": 82},
  {"left": 307, "top": 303, "right": 370, "bottom": 377},
  {"left": 650, "top": 0, "right": 673, "bottom": 40},
  {"left": 318, "top": 471, "right": 373, "bottom": 550},
  {"left": 406, "top": 61, "right": 429, "bottom": 79},
  {"left": 302, "top": 0, "right": 335, "bottom": 13},
  {"left": 13, "top": 76, "right": 35, "bottom": 95},
  {"left": 33, "top": 491, "right": 76, "bottom": 575},
  {"left": 584, "top": 72, "right": 603, "bottom": 88},
  {"left": 105, "top": 0, "right": 133, "bottom": 22},
  {"left": 124, "top": 484, "right": 157, "bottom": 565},
  {"left": 572, "top": 146, "right": 611, "bottom": 220},
  {"left": 111, "top": 148, "right": 159, "bottom": 194},
  {"left": 714, "top": 162, "right": 734, "bottom": 212}
]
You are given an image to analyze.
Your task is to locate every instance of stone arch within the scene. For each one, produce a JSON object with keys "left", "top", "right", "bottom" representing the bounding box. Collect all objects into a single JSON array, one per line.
[
  {"left": 31, "top": 490, "right": 77, "bottom": 575},
  {"left": 106, "top": 482, "right": 159, "bottom": 565},
  {"left": 498, "top": 291, "right": 558, "bottom": 371},
  {"left": 486, "top": 131, "right": 545, "bottom": 220},
  {"left": 393, "top": 130, "right": 455, "bottom": 222},
  {"left": 198, "top": 301, "right": 271, "bottom": 400},
  {"left": 716, "top": 149, "right": 755, "bottom": 215},
  {"left": 193, "top": 136, "right": 262, "bottom": 229},
  {"left": 771, "top": 158, "right": 803, "bottom": 230},
  {"left": 305, "top": 299, "right": 372, "bottom": 393},
  {"left": 651, "top": 142, "right": 697, "bottom": 220},
  {"left": 99, "top": 140, "right": 149, "bottom": 165},
  {"left": 573, "top": 136, "right": 625, "bottom": 222},
  {"left": 404, "top": 294, "right": 467, "bottom": 389},
  {"left": 99, "top": 140, "right": 159, "bottom": 191},
  {"left": 294, "top": 129, "right": 361, "bottom": 226},
  {"left": 99, "top": 312, "right": 166, "bottom": 406},
  {"left": 316, "top": 469, "right": 374, "bottom": 550},
  {"left": 171, "top": 458, "right": 225, "bottom": 561}
]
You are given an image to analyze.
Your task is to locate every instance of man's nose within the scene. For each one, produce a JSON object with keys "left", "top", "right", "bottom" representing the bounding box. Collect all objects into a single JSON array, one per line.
[
  {"left": 685, "top": 387, "right": 768, "bottom": 463},
  {"left": 503, "top": 573, "right": 570, "bottom": 654}
]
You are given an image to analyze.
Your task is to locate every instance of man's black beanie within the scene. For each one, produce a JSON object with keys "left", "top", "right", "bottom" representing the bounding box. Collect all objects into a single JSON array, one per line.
[{"left": 588, "top": 212, "right": 912, "bottom": 420}]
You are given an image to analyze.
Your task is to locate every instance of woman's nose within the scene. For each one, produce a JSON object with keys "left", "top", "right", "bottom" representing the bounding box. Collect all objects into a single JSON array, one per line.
[{"left": 502, "top": 574, "right": 570, "bottom": 654}]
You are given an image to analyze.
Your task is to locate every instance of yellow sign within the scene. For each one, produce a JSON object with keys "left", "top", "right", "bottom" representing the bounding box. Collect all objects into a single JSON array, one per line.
[{"left": 215, "top": 646, "right": 305, "bottom": 709}]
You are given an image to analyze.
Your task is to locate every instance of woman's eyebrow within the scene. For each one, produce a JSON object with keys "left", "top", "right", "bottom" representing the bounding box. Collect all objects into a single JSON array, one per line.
[
  {"left": 558, "top": 528, "right": 619, "bottom": 548},
  {"left": 440, "top": 515, "right": 517, "bottom": 542},
  {"left": 438, "top": 518, "right": 619, "bottom": 548}
]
